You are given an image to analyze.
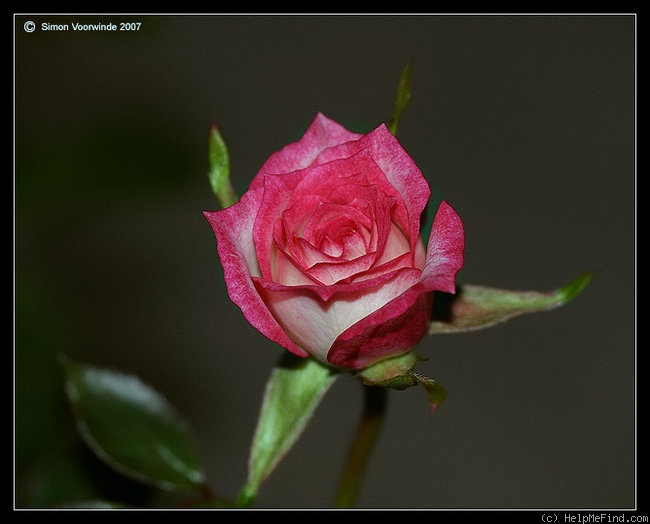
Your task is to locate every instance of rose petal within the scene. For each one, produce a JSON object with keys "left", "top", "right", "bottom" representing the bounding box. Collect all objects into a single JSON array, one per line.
[
  {"left": 326, "top": 201, "right": 464, "bottom": 368},
  {"left": 249, "top": 113, "right": 362, "bottom": 191},
  {"left": 327, "top": 291, "right": 434, "bottom": 369},
  {"left": 285, "top": 200, "right": 373, "bottom": 265},
  {"left": 254, "top": 170, "right": 305, "bottom": 280},
  {"left": 255, "top": 150, "right": 409, "bottom": 282},
  {"left": 300, "top": 250, "right": 376, "bottom": 286},
  {"left": 312, "top": 123, "right": 430, "bottom": 251},
  {"left": 203, "top": 191, "right": 308, "bottom": 358},
  {"left": 254, "top": 267, "right": 422, "bottom": 363},
  {"left": 420, "top": 200, "right": 466, "bottom": 294}
]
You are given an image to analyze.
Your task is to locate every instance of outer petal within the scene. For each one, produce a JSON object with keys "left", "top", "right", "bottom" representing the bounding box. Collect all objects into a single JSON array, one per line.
[
  {"left": 249, "top": 113, "right": 362, "bottom": 190},
  {"left": 254, "top": 267, "right": 422, "bottom": 363},
  {"left": 203, "top": 191, "right": 308, "bottom": 358},
  {"left": 327, "top": 200, "right": 465, "bottom": 369},
  {"left": 419, "top": 200, "right": 466, "bottom": 294},
  {"left": 327, "top": 291, "right": 433, "bottom": 369}
]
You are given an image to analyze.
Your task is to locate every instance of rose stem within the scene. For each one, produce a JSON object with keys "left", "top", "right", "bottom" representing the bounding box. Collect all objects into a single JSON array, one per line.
[{"left": 333, "top": 384, "right": 387, "bottom": 508}]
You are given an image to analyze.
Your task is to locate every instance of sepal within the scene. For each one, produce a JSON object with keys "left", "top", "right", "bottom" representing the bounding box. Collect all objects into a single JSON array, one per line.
[
  {"left": 358, "top": 352, "right": 447, "bottom": 414},
  {"left": 208, "top": 124, "right": 237, "bottom": 208},
  {"left": 429, "top": 272, "right": 594, "bottom": 334}
]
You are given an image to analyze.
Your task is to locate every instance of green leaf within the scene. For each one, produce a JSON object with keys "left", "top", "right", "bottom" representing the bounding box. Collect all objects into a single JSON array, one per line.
[
  {"left": 237, "top": 354, "right": 338, "bottom": 507},
  {"left": 208, "top": 124, "right": 237, "bottom": 208},
  {"left": 387, "top": 61, "right": 413, "bottom": 136},
  {"left": 61, "top": 355, "right": 207, "bottom": 493},
  {"left": 429, "top": 271, "right": 594, "bottom": 334}
]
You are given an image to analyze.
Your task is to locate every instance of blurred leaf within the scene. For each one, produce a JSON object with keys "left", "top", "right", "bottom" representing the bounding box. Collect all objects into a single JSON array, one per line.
[
  {"left": 61, "top": 356, "right": 207, "bottom": 493},
  {"left": 208, "top": 124, "right": 237, "bottom": 208},
  {"left": 57, "top": 500, "right": 129, "bottom": 509},
  {"left": 237, "top": 354, "right": 338, "bottom": 507},
  {"left": 387, "top": 60, "right": 413, "bottom": 136},
  {"left": 430, "top": 272, "right": 594, "bottom": 334}
]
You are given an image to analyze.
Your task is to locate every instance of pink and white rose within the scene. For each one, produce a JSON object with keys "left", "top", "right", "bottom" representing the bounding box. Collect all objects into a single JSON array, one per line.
[{"left": 204, "top": 113, "right": 464, "bottom": 370}]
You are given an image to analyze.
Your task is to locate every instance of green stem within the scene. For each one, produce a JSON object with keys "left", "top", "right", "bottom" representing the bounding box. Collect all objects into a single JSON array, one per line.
[{"left": 334, "top": 384, "right": 387, "bottom": 508}]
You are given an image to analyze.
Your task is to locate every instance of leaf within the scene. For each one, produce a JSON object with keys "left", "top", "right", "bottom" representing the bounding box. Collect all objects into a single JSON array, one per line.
[
  {"left": 208, "top": 124, "right": 237, "bottom": 208},
  {"left": 61, "top": 355, "right": 207, "bottom": 493},
  {"left": 429, "top": 272, "right": 594, "bottom": 334},
  {"left": 237, "top": 354, "right": 338, "bottom": 507},
  {"left": 387, "top": 60, "right": 413, "bottom": 136}
]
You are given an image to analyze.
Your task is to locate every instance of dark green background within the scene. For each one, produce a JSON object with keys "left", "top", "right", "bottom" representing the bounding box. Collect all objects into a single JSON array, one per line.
[{"left": 14, "top": 14, "right": 635, "bottom": 509}]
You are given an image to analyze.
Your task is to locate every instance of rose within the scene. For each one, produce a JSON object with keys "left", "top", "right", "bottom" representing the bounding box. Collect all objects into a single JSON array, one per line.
[{"left": 204, "top": 113, "right": 465, "bottom": 370}]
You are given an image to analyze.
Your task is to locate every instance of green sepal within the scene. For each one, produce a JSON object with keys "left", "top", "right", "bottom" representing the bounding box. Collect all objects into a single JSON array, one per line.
[
  {"left": 356, "top": 351, "right": 418, "bottom": 385},
  {"left": 358, "top": 352, "right": 447, "bottom": 414},
  {"left": 387, "top": 61, "right": 413, "bottom": 136},
  {"left": 61, "top": 355, "right": 207, "bottom": 493},
  {"left": 430, "top": 272, "right": 594, "bottom": 334},
  {"left": 208, "top": 124, "right": 237, "bottom": 208},
  {"left": 237, "top": 353, "right": 339, "bottom": 507},
  {"left": 410, "top": 371, "right": 448, "bottom": 415}
]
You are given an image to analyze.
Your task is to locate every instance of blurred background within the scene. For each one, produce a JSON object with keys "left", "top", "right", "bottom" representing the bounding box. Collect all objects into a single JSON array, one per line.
[{"left": 14, "top": 14, "right": 635, "bottom": 509}]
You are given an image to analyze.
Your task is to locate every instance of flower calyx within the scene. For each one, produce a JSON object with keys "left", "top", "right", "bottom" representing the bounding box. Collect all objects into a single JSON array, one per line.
[{"left": 357, "top": 352, "right": 447, "bottom": 414}]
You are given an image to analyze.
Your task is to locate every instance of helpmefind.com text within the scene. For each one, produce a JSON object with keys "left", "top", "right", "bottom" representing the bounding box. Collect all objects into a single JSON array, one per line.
[{"left": 542, "top": 514, "right": 647, "bottom": 523}]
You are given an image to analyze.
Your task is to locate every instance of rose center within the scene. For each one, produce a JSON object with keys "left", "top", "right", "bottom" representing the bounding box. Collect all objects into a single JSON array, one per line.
[
  {"left": 269, "top": 188, "right": 416, "bottom": 288},
  {"left": 311, "top": 215, "right": 368, "bottom": 260}
]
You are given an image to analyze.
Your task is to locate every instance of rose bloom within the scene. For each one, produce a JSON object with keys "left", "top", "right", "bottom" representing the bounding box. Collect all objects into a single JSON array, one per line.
[{"left": 204, "top": 113, "right": 464, "bottom": 370}]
